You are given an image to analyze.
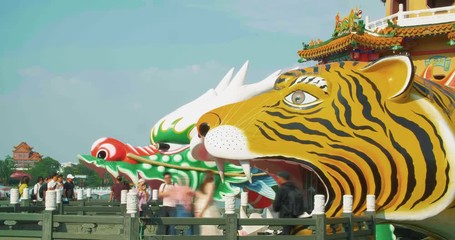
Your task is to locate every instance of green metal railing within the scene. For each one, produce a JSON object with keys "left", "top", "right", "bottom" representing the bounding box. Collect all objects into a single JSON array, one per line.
[{"left": 0, "top": 200, "right": 376, "bottom": 240}]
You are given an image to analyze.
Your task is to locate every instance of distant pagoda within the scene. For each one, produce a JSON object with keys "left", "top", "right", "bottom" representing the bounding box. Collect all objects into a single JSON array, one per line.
[{"left": 13, "top": 142, "right": 42, "bottom": 169}]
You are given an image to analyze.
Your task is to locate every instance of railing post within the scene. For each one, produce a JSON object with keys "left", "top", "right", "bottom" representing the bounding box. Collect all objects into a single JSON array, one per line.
[
  {"left": 20, "top": 199, "right": 30, "bottom": 207},
  {"left": 124, "top": 213, "right": 140, "bottom": 240},
  {"left": 313, "top": 194, "right": 326, "bottom": 240},
  {"left": 59, "top": 202, "right": 64, "bottom": 215},
  {"left": 126, "top": 191, "right": 138, "bottom": 217},
  {"left": 398, "top": 3, "right": 404, "bottom": 21},
  {"left": 240, "top": 192, "right": 248, "bottom": 218},
  {"left": 22, "top": 187, "right": 30, "bottom": 200},
  {"left": 86, "top": 188, "right": 92, "bottom": 202},
  {"left": 366, "top": 195, "right": 376, "bottom": 239},
  {"left": 225, "top": 214, "right": 238, "bottom": 240},
  {"left": 343, "top": 195, "right": 354, "bottom": 240},
  {"left": 42, "top": 210, "right": 53, "bottom": 240},
  {"left": 45, "top": 190, "right": 57, "bottom": 211},
  {"left": 10, "top": 188, "right": 19, "bottom": 205},
  {"left": 224, "top": 193, "right": 238, "bottom": 239},
  {"left": 76, "top": 188, "right": 83, "bottom": 201}
]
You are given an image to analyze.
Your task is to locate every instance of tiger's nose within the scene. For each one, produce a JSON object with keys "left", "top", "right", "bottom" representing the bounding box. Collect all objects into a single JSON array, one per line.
[
  {"left": 197, "top": 112, "right": 222, "bottom": 137},
  {"left": 198, "top": 122, "right": 210, "bottom": 137}
]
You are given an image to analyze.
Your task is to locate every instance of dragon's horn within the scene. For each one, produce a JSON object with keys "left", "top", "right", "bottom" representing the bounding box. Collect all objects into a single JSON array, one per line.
[
  {"left": 243, "top": 69, "right": 281, "bottom": 97},
  {"left": 214, "top": 67, "right": 235, "bottom": 94},
  {"left": 228, "top": 60, "right": 249, "bottom": 89}
]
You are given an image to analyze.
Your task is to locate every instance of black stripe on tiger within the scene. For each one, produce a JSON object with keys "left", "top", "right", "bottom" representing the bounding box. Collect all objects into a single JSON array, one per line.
[
  {"left": 389, "top": 131, "right": 416, "bottom": 211},
  {"left": 322, "top": 162, "right": 352, "bottom": 196},
  {"left": 349, "top": 74, "right": 386, "bottom": 133},
  {"left": 274, "top": 106, "right": 323, "bottom": 116},
  {"left": 330, "top": 144, "right": 382, "bottom": 198},
  {"left": 332, "top": 101, "right": 345, "bottom": 127},
  {"left": 354, "top": 133, "right": 399, "bottom": 211},
  {"left": 274, "top": 121, "right": 340, "bottom": 143},
  {"left": 289, "top": 76, "right": 300, "bottom": 87},
  {"left": 413, "top": 82, "right": 430, "bottom": 96},
  {"left": 265, "top": 110, "right": 296, "bottom": 119},
  {"left": 337, "top": 89, "right": 375, "bottom": 131},
  {"left": 309, "top": 151, "right": 368, "bottom": 213},
  {"left": 433, "top": 164, "right": 450, "bottom": 203},
  {"left": 304, "top": 117, "right": 352, "bottom": 138},
  {"left": 260, "top": 121, "right": 323, "bottom": 148},
  {"left": 336, "top": 71, "right": 376, "bottom": 132},
  {"left": 336, "top": 71, "right": 355, "bottom": 101},
  {"left": 413, "top": 81, "right": 454, "bottom": 115},
  {"left": 262, "top": 100, "right": 280, "bottom": 108},
  {"left": 430, "top": 90, "right": 451, "bottom": 116},
  {"left": 353, "top": 70, "right": 385, "bottom": 112},
  {"left": 254, "top": 124, "right": 276, "bottom": 141},
  {"left": 423, "top": 79, "right": 455, "bottom": 109},
  {"left": 326, "top": 171, "right": 345, "bottom": 215},
  {"left": 415, "top": 112, "right": 446, "bottom": 156},
  {"left": 387, "top": 109, "right": 438, "bottom": 208}
]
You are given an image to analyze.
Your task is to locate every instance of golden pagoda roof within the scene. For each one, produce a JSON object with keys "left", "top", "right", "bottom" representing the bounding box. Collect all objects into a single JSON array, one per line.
[{"left": 298, "top": 22, "right": 455, "bottom": 60}]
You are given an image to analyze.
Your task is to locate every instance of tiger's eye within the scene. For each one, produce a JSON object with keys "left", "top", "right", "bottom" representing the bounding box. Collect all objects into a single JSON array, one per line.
[{"left": 292, "top": 90, "right": 305, "bottom": 104}]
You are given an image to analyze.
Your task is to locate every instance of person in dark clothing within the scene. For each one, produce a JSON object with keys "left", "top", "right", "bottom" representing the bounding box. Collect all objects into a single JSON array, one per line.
[
  {"left": 110, "top": 176, "right": 124, "bottom": 202},
  {"left": 63, "top": 174, "right": 76, "bottom": 201},
  {"left": 272, "top": 171, "right": 305, "bottom": 235}
]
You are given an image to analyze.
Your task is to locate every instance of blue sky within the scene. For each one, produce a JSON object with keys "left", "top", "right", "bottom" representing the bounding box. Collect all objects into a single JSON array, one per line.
[{"left": 0, "top": 0, "right": 385, "bottom": 163}]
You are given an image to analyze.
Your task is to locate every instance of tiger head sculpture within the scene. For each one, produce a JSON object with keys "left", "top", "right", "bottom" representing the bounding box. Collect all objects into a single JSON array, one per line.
[{"left": 192, "top": 56, "right": 455, "bottom": 238}]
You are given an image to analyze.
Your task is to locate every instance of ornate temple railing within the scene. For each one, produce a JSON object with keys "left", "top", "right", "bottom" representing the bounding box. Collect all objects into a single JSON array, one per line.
[
  {"left": 0, "top": 190, "right": 377, "bottom": 240},
  {"left": 365, "top": 4, "right": 455, "bottom": 31}
]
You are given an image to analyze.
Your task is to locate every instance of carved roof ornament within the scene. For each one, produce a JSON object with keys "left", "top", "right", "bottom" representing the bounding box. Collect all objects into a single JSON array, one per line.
[{"left": 298, "top": 4, "right": 455, "bottom": 62}]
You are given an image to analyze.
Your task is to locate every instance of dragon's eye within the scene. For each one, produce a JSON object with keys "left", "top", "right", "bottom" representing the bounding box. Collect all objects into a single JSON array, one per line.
[
  {"left": 157, "top": 142, "right": 188, "bottom": 154},
  {"left": 96, "top": 150, "right": 108, "bottom": 159},
  {"left": 158, "top": 143, "right": 170, "bottom": 151},
  {"left": 284, "top": 90, "right": 318, "bottom": 107}
]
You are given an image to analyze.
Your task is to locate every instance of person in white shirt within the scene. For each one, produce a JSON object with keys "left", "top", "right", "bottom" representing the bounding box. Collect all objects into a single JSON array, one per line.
[
  {"left": 32, "top": 176, "right": 44, "bottom": 202},
  {"left": 47, "top": 173, "right": 58, "bottom": 190},
  {"left": 158, "top": 172, "right": 177, "bottom": 235}
]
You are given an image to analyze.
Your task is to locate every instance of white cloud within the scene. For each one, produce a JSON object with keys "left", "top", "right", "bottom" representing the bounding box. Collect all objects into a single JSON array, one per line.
[{"left": 19, "top": 66, "right": 48, "bottom": 78}]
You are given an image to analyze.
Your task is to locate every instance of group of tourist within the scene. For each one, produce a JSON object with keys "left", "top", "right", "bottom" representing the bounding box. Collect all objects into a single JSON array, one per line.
[
  {"left": 109, "top": 171, "right": 222, "bottom": 235},
  {"left": 107, "top": 170, "right": 308, "bottom": 236},
  {"left": 158, "top": 171, "right": 222, "bottom": 235},
  {"left": 18, "top": 172, "right": 76, "bottom": 202}
]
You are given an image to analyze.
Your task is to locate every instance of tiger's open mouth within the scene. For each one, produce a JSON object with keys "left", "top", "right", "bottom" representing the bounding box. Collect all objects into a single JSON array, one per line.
[{"left": 191, "top": 137, "right": 328, "bottom": 209}]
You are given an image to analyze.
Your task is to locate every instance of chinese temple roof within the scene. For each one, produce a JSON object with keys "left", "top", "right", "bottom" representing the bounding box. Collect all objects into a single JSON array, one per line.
[
  {"left": 298, "top": 22, "right": 455, "bottom": 61},
  {"left": 13, "top": 142, "right": 33, "bottom": 152},
  {"left": 29, "top": 152, "right": 43, "bottom": 161}
]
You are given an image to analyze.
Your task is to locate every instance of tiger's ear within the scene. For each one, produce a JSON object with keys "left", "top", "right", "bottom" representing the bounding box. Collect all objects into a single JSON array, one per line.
[{"left": 360, "top": 55, "right": 414, "bottom": 102}]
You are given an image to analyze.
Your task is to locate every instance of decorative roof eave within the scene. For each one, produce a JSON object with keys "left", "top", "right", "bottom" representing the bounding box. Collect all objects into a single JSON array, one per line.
[
  {"left": 298, "top": 34, "right": 353, "bottom": 60},
  {"left": 395, "top": 22, "right": 455, "bottom": 37},
  {"left": 352, "top": 34, "right": 403, "bottom": 49},
  {"left": 298, "top": 22, "right": 455, "bottom": 61},
  {"left": 448, "top": 31, "right": 455, "bottom": 40},
  {"left": 298, "top": 33, "right": 402, "bottom": 60}
]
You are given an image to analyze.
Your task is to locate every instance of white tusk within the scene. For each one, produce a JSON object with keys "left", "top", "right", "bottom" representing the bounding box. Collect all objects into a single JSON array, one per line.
[
  {"left": 240, "top": 160, "right": 252, "bottom": 183},
  {"left": 214, "top": 158, "right": 225, "bottom": 182}
]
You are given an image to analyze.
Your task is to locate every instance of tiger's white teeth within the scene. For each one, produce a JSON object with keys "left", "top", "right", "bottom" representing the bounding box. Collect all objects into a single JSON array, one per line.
[
  {"left": 214, "top": 158, "right": 225, "bottom": 182},
  {"left": 240, "top": 160, "right": 252, "bottom": 183}
]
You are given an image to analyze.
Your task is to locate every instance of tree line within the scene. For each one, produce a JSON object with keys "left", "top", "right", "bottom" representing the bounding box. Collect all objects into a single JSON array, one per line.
[{"left": 0, "top": 155, "right": 113, "bottom": 187}]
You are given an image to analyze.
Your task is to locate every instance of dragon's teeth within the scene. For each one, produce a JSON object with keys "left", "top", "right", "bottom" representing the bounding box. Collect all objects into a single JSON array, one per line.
[
  {"left": 215, "top": 158, "right": 225, "bottom": 182},
  {"left": 240, "top": 160, "right": 252, "bottom": 183}
]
